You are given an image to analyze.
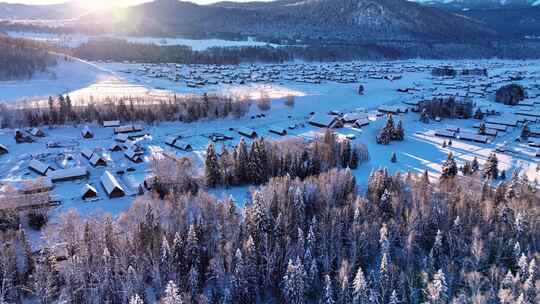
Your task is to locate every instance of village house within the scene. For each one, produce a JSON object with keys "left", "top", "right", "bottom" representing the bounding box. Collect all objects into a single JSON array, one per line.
[
  {"left": 47, "top": 167, "right": 89, "bottom": 182},
  {"left": 103, "top": 120, "right": 120, "bottom": 128},
  {"left": 89, "top": 154, "right": 107, "bottom": 167},
  {"left": 28, "top": 128, "right": 45, "bottom": 137},
  {"left": 101, "top": 171, "right": 125, "bottom": 198},
  {"left": 81, "top": 184, "right": 98, "bottom": 200},
  {"left": 237, "top": 127, "right": 258, "bottom": 138},
  {"left": 109, "top": 143, "right": 123, "bottom": 152},
  {"left": 81, "top": 126, "right": 94, "bottom": 139},
  {"left": 29, "top": 159, "right": 54, "bottom": 176},
  {"left": 308, "top": 115, "right": 344, "bottom": 129}
]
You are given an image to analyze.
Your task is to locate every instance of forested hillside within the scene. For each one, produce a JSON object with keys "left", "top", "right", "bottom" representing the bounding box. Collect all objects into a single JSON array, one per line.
[{"left": 0, "top": 35, "right": 57, "bottom": 80}]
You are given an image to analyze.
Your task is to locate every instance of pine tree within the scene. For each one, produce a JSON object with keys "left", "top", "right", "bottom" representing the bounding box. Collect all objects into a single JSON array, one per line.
[
  {"left": 282, "top": 258, "right": 306, "bottom": 304},
  {"left": 161, "top": 281, "right": 183, "bottom": 304},
  {"left": 440, "top": 152, "right": 458, "bottom": 180},
  {"left": 352, "top": 267, "right": 368, "bottom": 304},
  {"left": 130, "top": 294, "right": 144, "bottom": 304},
  {"left": 393, "top": 120, "right": 404, "bottom": 141},
  {"left": 341, "top": 140, "right": 352, "bottom": 168},
  {"left": 389, "top": 290, "right": 400, "bottom": 304},
  {"left": 426, "top": 269, "right": 448, "bottom": 304},
  {"left": 234, "top": 138, "right": 249, "bottom": 184},
  {"left": 483, "top": 153, "right": 499, "bottom": 180},
  {"left": 479, "top": 121, "right": 486, "bottom": 135},
  {"left": 323, "top": 274, "right": 335, "bottom": 304},
  {"left": 205, "top": 143, "right": 221, "bottom": 187},
  {"left": 521, "top": 122, "right": 530, "bottom": 140},
  {"left": 349, "top": 147, "right": 359, "bottom": 169},
  {"left": 472, "top": 156, "right": 480, "bottom": 172}
]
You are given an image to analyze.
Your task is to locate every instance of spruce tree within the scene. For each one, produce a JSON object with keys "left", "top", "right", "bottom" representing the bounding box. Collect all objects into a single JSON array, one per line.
[
  {"left": 483, "top": 153, "right": 499, "bottom": 180},
  {"left": 393, "top": 120, "right": 404, "bottom": 141},
  {"left": 282, "top": 258, "right": 306, "bottom": 304},
  {"left": 521, "top": 122, "right": 530, "bottom": 140},
  {"left": 205, "top": 143, "right": 221, "bottom": 187},
  {"left": 440, "top": 152, "right": 458, "bottom": 180}
]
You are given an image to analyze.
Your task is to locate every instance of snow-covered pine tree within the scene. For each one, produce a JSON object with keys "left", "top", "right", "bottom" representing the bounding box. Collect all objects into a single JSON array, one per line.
[
  {"left": 393, "top": 120, "right": 404, "bottom": 141},
  {"left": 426, "top": 269, "right": 448, "bottom": 304},
  {"left": 161, "top": 281, "right": 183, "bottom": 304},
  {"left": 483, "top": 153, "right": 499, "bottom": 180},
  {"left": 205, "top": 143, "right": 221, "bottom": 187},
  {"left": 440, "top": 152, "right": 458, "bottom": 180},
  {"left": 323, "top": 274, "right": 335, "bottom": 304},
  {"left": 129, "top": 294, "right": 145, "bottom": 304},
  {"left": 282, "top": 258, "right": 306, "bottom": 304},
  {"left": 352, "top": 267, "right": 368, "bottom": 304}
]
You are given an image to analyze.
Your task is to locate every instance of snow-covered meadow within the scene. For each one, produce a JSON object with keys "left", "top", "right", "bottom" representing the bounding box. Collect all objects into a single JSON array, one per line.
[{"left": 1, "top": 58, "right": 539, "bottom": 223}]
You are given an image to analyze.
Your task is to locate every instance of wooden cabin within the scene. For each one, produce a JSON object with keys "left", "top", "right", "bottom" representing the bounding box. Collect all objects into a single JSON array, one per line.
[
  {"left": 81, "top": 126, "right": 94, "bottom": 139},
  {"left": 237, "top": 127, "right": 258, "bottom": 138},
  {"left": 81, "top": 184, "right": 98, "bottom": 200},
  {"left": 89, "top": 154, "right": 107, "bottom": 167},
  {"left": 101, "top": 171, "right": 125, "bottom": 198},
  {"left": 0, "top": 144, "right": 8, "bottom": 155},
  {"left": 29, "top": 159, "right": 53, "bottom": 176},
  {"left": 47, "top": 167, "right": 88, "bottom": 182}
]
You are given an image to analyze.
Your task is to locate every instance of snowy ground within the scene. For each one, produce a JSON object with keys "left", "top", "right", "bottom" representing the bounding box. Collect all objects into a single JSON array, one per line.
[
  {"left": 5, "top": 31, "right": 282, "bottom": 50},
  {"left": 1, "top": 58, "right": 539, "bottom": 227}
]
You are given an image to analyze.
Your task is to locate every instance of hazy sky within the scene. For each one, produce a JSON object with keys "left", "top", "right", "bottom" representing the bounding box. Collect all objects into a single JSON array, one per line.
[{"left": 0, "top": 0, "right": 260, "bottom": 5}]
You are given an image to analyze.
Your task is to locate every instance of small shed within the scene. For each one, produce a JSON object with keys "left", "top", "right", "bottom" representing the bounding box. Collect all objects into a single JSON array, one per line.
[
  {"left": 109, "top": 143, "right": 123, "bottom": 152},
  {"left": 103, "top": 120, "right": 120, "bottom": 128},
  {"left": 0, "top": 144, "right": 8, "bottom": 155},
  {"left": 89, "top": 154, "right": 107, "bottom": 167},
  {"left": 238, "top": 127, "right": 258, "bottom": 138},
  {"left": 308, "top": 115, "right": 343, "bottom": 129},
  {"left": 100, "top": 171, "right": 125, "bottom": 198},
  {"left": 173, "top": 141, "right": 193, "bottom": 152},
  {"left": 29, "top": 159, "right": 53, "bottom": 175},
  {"left": 352, "top": 118, "right": 370, "bottom": 128},
  {"left": 435, "top": 130, "right": 456, "bottom": 139},
  {"left": 269, "top": 126, "right": 288, "bottom": 136},
  {"left": 81, "top": 126, "right": 94, "bottom": 139},
  {"left": 458, "top": 132, "right": 489, "bottom": 144},
  {"left": 81, "top": 184, "right": 98, "bottom": 200},
  {"left": 125, "top": 148, "right": 144, "bottom": 163},
  {"left": 28, "top": 128, "right": 45, "bottom": 137}
]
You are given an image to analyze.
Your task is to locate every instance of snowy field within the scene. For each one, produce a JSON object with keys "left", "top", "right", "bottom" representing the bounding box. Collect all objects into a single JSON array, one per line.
[
  {"left": 5, "top": 31, "right": 282, "bottom": 50},
  {"left": 1, "top": 58, "right": 539, "bottom": 225}
]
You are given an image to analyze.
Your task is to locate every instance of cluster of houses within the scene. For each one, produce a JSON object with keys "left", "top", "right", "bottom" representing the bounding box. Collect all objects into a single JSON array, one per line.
[{"left": 120, "top": 61, "right": 438, "bottom": 88}]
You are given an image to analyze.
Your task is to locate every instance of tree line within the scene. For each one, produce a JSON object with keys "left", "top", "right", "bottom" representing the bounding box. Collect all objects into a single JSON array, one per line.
[
  {"left": 0, "top": 93, "right": 252, "bottom": 128},
  {"left": 204, "top": 130, "right": 370, "bottom": 188}
]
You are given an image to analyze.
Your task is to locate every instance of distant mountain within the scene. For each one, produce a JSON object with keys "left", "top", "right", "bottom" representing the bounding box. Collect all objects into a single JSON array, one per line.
[
  {"left": 409, "top": 0, "right": 540, "bottom": 38},
  {"left": 410, "top": 0, "right": 540, "bottom": 10},
  {"left": 80, "top": 0, "right": 497, "bottom": 42}
]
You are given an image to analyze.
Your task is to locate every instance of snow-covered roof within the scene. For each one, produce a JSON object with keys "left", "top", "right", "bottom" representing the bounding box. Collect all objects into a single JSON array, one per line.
[
  {"left": 434, "top": 129, "right": 456, "bottom": 138},
  {"left": 473, "top": 123, "right": 508, "bottom": 132},
  {"left": 100, "top": 171, "right": 125, "bottom": 197},
  {"left": 237, "top": 127, "right": 258, "bottom": 138},
  {"left": 29, "top": 159, "right": 52, "bottom": 175},
  {"left": 47, "top": 167, "right": 88, "bottom": 182},
  {"left": 81, "top": 148, "right": 94, "bottom": 159},
  {"left": 115, "top": 133, "right": 129, "bottom": 142},
  {"left": 308, "top": 115, "right": 336, "bottom": 127},
  {"left": 89, "top": 154, "right": 107, "bottom": 166},
  {"left": 103, "top": 120, "right": 120, "bottom": 128},
  {"left": 81, "top": 126, "right": 93, "bottom": 137},
  {"left": 458, "top": 132, "right": 489, "bottom": 143},
  {"left": 0, "top": 144, "right": 8, "bottom": 154},
  {"left": 29, "top": 128, "right": 45, "bottom": 137},
  {"left": 343, "top": 112, "right": 368, "bottom": 122},
  {"left": 81, "top": 184, "right": 97, "bottom": 198},
  {"left": 485, "top": 117, "right": 519, "bottom": 127}
]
